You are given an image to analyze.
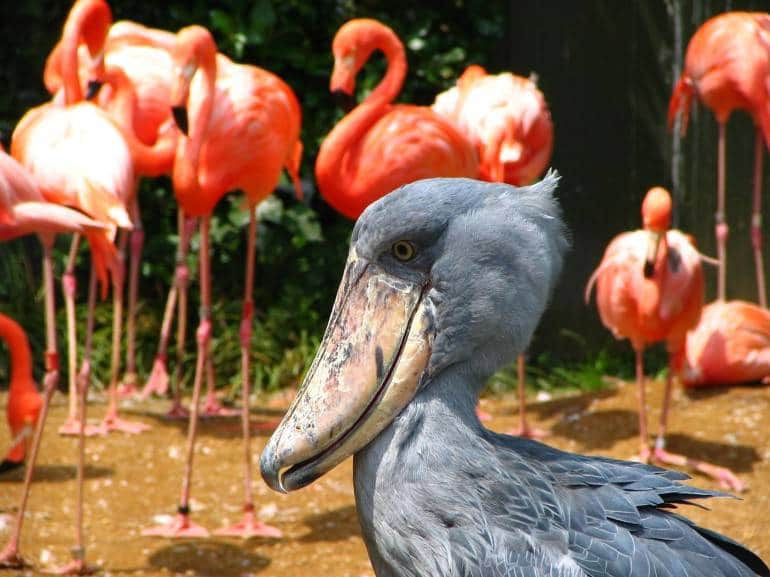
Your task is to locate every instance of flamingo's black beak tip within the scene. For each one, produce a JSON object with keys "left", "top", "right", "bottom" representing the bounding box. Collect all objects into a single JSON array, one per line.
[
  {"left": 172, "top": 106, "right": 189, "bottom": 136},
  {"left": 331, "top": 89, "right": 356, "bottom": 113},
  {"left": 643, "top": 261, "right": 655, "bottom": 279},
  {"left": 85, "top": 80, "right": 104, "bottom": 101}
]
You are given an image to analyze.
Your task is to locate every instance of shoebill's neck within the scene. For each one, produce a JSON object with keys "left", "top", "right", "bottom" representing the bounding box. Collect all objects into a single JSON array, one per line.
[{"left": 353, "top": 363, "right": 488, "bottom": 577}]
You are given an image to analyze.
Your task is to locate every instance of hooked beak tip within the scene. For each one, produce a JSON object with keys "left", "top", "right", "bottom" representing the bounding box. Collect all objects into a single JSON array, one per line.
[
  {"left": 259, "top": 447, "right": 287, "bottom": 494},
  {"left": 171, "top": 106, "right": 189, "bottom": 136}
]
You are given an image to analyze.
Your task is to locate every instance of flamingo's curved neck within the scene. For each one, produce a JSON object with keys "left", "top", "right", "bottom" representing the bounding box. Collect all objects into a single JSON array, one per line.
[
  {"left": 0, "top": 314, "right": 33, "bottom": 387},
  {"left": 316, "top": 27, "right": 407, "bottom": 197},
  {"left": 363, "top": 28, "right": 407, "bottom": 107},
  {"left": 174, "top": 50, "right": 217, "bottom": 199},
  {"left": 103, "top": 66, "right": 176, "bottom": 176},
  {"left": 61, "top": 0, "right": 111, "bottom": 105}
]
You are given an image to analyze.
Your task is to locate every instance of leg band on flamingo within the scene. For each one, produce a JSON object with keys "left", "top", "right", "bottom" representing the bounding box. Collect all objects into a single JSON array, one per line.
[
  {"left": 751, "top": 215, "right": 762, "bottom": 249},
  {"left": 46, "top": 351, "right": 59, "bottom": 372},
  {"left": 62, "top": 272, "right": 76, "bottom": 298},
  {"left": 715, "top": 219, "right": 729, "bottom": 242}
]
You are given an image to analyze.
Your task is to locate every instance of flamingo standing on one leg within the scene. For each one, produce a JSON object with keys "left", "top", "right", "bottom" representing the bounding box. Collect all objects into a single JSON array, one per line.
[
  {"left": 315, "top": 18, "right": 478, "bottom": 220},
  {"left": 142, "top": 24, "right": 302, "bottom": 539},
  {"left": 433, "top": 64, "right": 554, "bottom": 436},
  {"left": 681, "top": 299, "right": 770, "bottom": 387},
  {"left": 0, "top": 149, "right": 106, "bottom": 568},
  {"left": 669, "top": 11, "right": 770, "bottom": 306},
  {"left": 586, "top": 186, "right": 744, "bottom": 492}
]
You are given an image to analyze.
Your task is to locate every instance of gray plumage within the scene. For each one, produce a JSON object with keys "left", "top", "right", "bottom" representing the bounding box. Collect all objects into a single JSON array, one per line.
[{"left": 348, "top": 173, "right": 769, "bottom": 577}]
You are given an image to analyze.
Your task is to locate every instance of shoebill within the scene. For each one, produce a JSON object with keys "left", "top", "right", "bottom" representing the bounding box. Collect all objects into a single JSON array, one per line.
[{"left": 261, "top": 173, "right": 768, "bottom": 577}]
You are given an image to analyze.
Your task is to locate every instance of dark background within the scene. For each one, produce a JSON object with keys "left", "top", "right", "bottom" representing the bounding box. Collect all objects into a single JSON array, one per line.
[{"left": 0, "top": 0, "right": 766, "bottom": 390}]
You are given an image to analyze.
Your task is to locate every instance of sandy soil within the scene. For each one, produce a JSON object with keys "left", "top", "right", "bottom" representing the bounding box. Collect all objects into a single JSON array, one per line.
[{"left": 0, "top": 379, "right": 768, "bottom": 576}]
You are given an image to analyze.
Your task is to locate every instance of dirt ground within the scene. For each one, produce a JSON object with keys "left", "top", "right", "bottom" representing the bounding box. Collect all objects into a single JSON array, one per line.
[{"left": 0, "top": 379, "right": 768, "bottom": 577}]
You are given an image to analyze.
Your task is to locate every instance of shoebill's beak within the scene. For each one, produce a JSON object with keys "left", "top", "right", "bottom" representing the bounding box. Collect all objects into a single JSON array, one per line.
[{"left": 260, "top": 248, "right": 434, "bottom": 492}]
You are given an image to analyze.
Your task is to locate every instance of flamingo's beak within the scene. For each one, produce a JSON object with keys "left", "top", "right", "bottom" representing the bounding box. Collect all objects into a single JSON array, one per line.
[
  {"left": 170, "top": 61, "right": 196, "bottom": 136},
  {"left": 171, "top": 106, "right": 189, "bottom": 136},
  {"left": 85, "top": 80, "right": 104, "bottom": 101},
  {"left": 331, "top": 89, "right": 356, "bottom": 113},
  {"left": 644, "top": 231, "right": 662, "bottom": 278},
  {"left": 260, "top": 248, "right": 434, "bottom": 492}
]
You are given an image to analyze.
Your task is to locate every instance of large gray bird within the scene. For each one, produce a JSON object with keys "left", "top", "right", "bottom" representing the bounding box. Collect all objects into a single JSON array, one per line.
[{"left": 261, "top": 173, "right": 769, "bottom": 577}]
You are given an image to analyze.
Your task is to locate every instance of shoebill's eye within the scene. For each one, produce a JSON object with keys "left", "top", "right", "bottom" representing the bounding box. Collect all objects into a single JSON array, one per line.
[{"left": 392, "top": 240, "right": 416, "bottom": 262}]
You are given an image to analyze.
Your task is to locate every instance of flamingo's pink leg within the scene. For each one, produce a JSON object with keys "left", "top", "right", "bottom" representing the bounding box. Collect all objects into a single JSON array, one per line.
[
  {"left": 1, "top": 242, "right": 60, "bottom": 567},
  {"left": 59, "top": 268, "right": 105, "bottom": 438},
  {"left": 508, "top": 355, "right": 547, "bottom": 439},
  {"left": 215, "top": 208, "right": 281, "bottom": 538},
  {"left": 120, "top": 196, "right": 144, "bottom": 396},
  {"left": 102, "top": 243, "right": 149, "bottom": 434},
  {"left": 715, "top": 121, "right": 729, "bottom": 301},
  {"left": 142, "top": 217, "right": 211, "bottom": 538},
  {"left": 751, "top": 128, "right": 766, "bottom": 308},
  {"left": 651, "top": 356, "right": 745, "bottom": 492}
]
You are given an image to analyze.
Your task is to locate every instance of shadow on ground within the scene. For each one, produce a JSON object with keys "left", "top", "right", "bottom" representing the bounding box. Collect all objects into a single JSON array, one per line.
[
  {"left": 664, "top": 433, "right": 761, "bottom": 474},
  {"left": 0, "top": 464, "right": 113, "bottom": 483},
  {"left": 551, "top": 408, "right": 639, "bottom": 449},
  {"left": 148, "top": 540, "right": 270, "bottom": 576},
  {"left": 122, "top": 406, "right": 281, "bottom": 439}
]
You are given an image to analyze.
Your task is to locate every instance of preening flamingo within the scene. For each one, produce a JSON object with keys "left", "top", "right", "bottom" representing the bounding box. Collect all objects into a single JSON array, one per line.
[
  {"left": 0, "top": 314, "right": 42, "bottom": 567},
  {"left": 142, "top": 24, "right": 302, "bottom": 539},
  {"left": 433, "top": 64, "right": 553, "bottom": 185},
  {"left": 681, "top": 300, "right": 770, "bottom": 387},
  {"left": 315, "top": 18, "right": 478, "bottom": 220},
  {"left": 433, "top": 64, "right": 554, "bottom": 436},
  {"left": 669, "top": 11, "right": 770, "bottom": 306},
  {"left": 0, "top": 314, "right": 41, "bottom": 474},
  {"left": 586, "top": 186, "right": 743, "bottom": 491}
]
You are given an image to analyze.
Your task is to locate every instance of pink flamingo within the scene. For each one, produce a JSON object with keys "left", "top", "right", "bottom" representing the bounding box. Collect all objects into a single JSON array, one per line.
[
  {"left": 142, "top": 25, "right": 301, "bottom": 539},
  {"left": 0, "top": 313, "right": 42, "bottom": 475},
  {"left": 433, "top": 64, "right": 554, "bottom": 436},
  {"left": 315, "top": 18, "right": 478, "bottom": 220},
  {"left": 681, "top": 300, "right": 770, "bottom": 387},
  {"left": 0, "top": 313, "right": 42, "bottom": 567},
  {"left": 8, "top": 0, "right": 137, "bottom": 570},
  {"left": 586, "top": 186, "right": 743, "bottom": 492},
  {"left": 0, "top": 148, "right": 105, "bottom": 569},
  {"left": 44, "top": 9, "right": 182, "bottom": 407},
  {"left": 669, "top": 12, "right": 770, "bottom": 305}
]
